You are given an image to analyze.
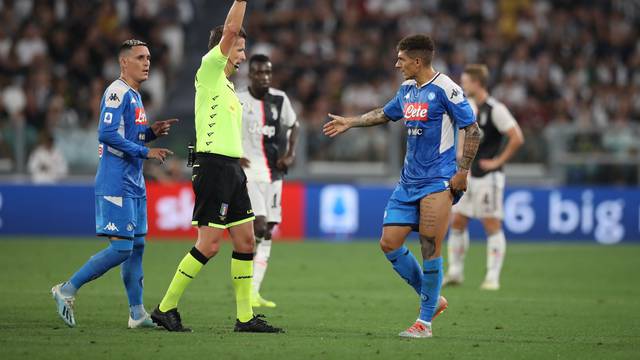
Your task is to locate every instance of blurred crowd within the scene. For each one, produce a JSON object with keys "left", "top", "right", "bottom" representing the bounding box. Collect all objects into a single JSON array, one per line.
[
  {"left": 243, "top": 0, "right": 640, "bottom": 169},
  {"left": 0, "top": 0, "right": 192, "bottom": 180},
  {"left": 1, "top": 0, "right": 639, "bottom": 184}
]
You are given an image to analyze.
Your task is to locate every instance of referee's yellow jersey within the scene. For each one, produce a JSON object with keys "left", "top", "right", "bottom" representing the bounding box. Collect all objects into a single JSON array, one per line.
[{"left": 194, "top": 45, "right": 243, "bottom": 157}]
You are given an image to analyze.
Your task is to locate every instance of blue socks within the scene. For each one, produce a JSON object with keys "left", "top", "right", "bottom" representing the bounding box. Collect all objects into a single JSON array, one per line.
[
  {"left": 121, "top": 237, "right": 146, "bottom": 319},
  {"left": 384, "top": 246, "right": 422, "bottom": 294},
  {"left": 66, "top": 240, "right": 133, "bottom": 294},
  {"left": 419, "top": 257, "right": 443, "bottom": 323}
]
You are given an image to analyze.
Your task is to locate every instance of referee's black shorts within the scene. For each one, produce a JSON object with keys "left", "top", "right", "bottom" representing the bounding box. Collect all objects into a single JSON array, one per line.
[{"left": 191, "top": 153, "right": 255, "bottom": 229}]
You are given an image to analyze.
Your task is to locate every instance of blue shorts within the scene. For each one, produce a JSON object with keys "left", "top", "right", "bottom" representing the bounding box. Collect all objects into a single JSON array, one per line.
[
  {"left": 95, "top": 196, "right": 147, "bottom": 239},
  {"left": 382, "top": 181, "right": 463, "bottom": 231}
]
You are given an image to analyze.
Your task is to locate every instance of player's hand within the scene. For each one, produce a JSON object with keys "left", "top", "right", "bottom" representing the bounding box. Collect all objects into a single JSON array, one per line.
[
  {"left": 323, "top": 114, "right": 351, "bottom": 137},
  {"left": 239, "top": 157, "right": 251, "bottom": 168},
  {"left": 479, "top": 158, "right": 501, "bottom": 171},
  {"left": 276, "top": 154, "right": 295, "bottom": 171},
  {"left": 151, "top": 118, "right": 179, "bottom": 137},
  {"left": 147, "top": 148, "right": 174, "bottom": 162},
  {"left": 450, "top": 170, "right": 468, "bottom": 192}
]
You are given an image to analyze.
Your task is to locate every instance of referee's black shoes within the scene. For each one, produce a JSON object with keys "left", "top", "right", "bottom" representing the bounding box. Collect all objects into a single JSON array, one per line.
[
  {"left": 151, "top": 306, "right": 192, "bottom": 332},
  {"left": 234, "top": 314, "right": 284, "bottom": 333}
]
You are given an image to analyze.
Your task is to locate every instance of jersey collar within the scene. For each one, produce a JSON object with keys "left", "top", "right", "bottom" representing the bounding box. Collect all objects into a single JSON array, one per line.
[
  {"left": 414, "top": 72, "right": 440, "bottom": 89},
  {"left": 117, "top": 78, "right": 141, "bottom": 96}
]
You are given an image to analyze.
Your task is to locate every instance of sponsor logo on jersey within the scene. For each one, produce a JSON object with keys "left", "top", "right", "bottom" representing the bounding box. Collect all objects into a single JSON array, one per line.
[
  {"left": 98, "top": 144, "right": 103, "bottom": 158},
  {"left": 104, "top": 222, "right": 119, "bottom": 232},
  {"left": 103, "top": 112, "right": 113, "bottom": 124},
  {"left": 135, "top": 107, "right": 147, "bottom": 125},
  {"left": 407, "top": 127, "right": 423, "bottom": 136},
  {"left": 248, "top": 122, "right": 276, "bottom": 138},
  {"left": 403, "top": 102, "right": 429, "bottom": 121},
  {"left": 138, "top": 132, "right": 146, "bottom": 141}
]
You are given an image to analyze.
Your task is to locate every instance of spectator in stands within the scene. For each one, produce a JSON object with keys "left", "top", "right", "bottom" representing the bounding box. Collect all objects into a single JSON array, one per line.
[
  {"left": 243, "top": 0, "right": 640, "bottom": 167},
  {"left": 27, "top": 130, "right": 68, "bottom": 183},
  {"left": 0, "top": 0, "right": 191, "bottom": 174}
]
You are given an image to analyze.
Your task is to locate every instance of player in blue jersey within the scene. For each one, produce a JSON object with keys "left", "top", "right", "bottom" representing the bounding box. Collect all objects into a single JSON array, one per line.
[
  {"left": 323, "top": 34, "right": 481, "bottom": 338},
  {"left": 51, "top": 39, "right": 177, "bottom": 328}
]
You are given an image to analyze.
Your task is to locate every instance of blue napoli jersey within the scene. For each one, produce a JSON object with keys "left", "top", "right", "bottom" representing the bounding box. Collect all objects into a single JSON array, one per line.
[
  {"left": 383, "top": 73, "right": 476, "bottom": 187},
  {"left": 95, "top": 79, "right": 155, "bottom": 198}
]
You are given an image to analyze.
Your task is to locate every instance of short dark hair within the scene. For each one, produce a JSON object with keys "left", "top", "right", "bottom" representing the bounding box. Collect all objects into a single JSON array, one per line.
[
  {"left": 397, "top": 34, "right": 435, "bottom": 64},
  {"left": 249, "top": 54, "right": 270, "bottom": 68},
  {"left": 463, "top": 64, "right": 490, "bottom": 88},
  {"left": 208, "top": 25, "right": 247, "bottom": 50},
  {"left": 119, "top": 39, "right": 147, "bottom": 56}
]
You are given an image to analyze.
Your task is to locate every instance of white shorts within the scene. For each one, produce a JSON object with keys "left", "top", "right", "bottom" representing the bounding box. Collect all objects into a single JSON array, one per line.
[
  {"left": 247, "top": 180, "right": 283, "bottom": 223},
  {"left": 453, "top": 171, "right": 505, "bottom": 219}
]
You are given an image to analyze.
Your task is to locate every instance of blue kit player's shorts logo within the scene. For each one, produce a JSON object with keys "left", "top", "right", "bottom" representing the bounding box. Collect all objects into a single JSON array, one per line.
[{"left": 95, "top": 196, "right": 147, "bottom": 239}]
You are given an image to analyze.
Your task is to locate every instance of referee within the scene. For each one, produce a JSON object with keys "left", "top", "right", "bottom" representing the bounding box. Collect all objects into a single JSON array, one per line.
[{"left": 152, "top": 0, "right": 282, "bottom": 333}]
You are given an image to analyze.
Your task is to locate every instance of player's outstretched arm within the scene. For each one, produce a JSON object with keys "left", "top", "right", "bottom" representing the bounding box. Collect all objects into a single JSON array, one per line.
[
  {"left": 146, "top": 118, "right": 179, "bottom": 142},
  {"left": 147, "top": 148, "right": 174, "bottom": 163},
  {"left": 220, "top": 0, "right": 247, "bottom": 56},
  {"left": 450, "top": 122, "right": 481, "bottom": 191},
  {"left": 323, "top": 108, "right": 389, "bottom": 138}
]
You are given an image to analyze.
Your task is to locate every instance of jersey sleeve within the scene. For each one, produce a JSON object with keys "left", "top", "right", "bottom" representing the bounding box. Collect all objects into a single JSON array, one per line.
[
  {"left": 382, "top": 87, "right": 404, "bottom": 121},
  {"left": 197, "top": 45, "right": 228, "bottom": 85},
  {"left": 281, "top": 94, "right": 297, "bottom": 127},
  {"left": 441, "top": 84, "right": 476, "bottom": 129},
  {"left": 491, "top": 102, "right": 517, "bottom": 133},
  {"left": 144, "top": 127, "right": 157, "bottom": 143},
  {"left": 98, "top": 91, "right": 149, "bottom": 158}
]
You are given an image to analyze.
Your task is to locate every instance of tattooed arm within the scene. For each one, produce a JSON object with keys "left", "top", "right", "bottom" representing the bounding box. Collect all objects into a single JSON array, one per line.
[
  {"left": 322, "top": 108, "right": 390, "bottom": 138},
  {"left": 450, "top": 122, "right": 481, "bottom": 191},
  {"left": 458, "top": 122, "right": 481, "bottom": 171}
]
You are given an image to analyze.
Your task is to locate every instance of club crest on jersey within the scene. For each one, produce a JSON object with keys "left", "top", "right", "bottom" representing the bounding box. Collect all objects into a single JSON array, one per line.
[
  {"left": 220, "top": 203, "right": 229, "bottom": 216},
  {"left": 403, "top": 102, "right": 429, "bottom": 121},
  {"left": 135, "top": 107, "right": 147, "bottom": 125}
]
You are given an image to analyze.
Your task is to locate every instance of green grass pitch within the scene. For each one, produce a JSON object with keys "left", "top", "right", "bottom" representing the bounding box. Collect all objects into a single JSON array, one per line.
[{"left": 0, "top": 238, "right": 639, "bottom": 359}]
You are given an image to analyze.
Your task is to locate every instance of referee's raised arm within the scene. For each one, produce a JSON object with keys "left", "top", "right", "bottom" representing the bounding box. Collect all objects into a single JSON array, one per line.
[{"left": 220, "top": 0, "right": 247, "bottom": 57}]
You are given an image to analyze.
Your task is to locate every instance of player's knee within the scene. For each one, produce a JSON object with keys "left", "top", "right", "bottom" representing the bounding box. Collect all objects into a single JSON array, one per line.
[
  {"left": 482, "top": 219, "right": 502, "bottom": 235},
  {"left": 132, "top": 237, "right": 145, "bottom": 253},
  {"left": 109, "top": 240, "right": 133, "bottom": 260},
  {"left": 198, "top": 242, "right": 219, "bottom": 258},
  {"left": 253, "top": 217, "right": 267, "bottom": 238},
  {"left": 234, "top": 237, "right": 254, "bottom": 253},
  {"left": 254, "top": 226, "right": 267, "bottom": 239},
  {"left": 379, "top": 237, "right": 399, "bottom": 254},
  {"left": 196, "top": 234, "right": 221, "bottom": 258},
  {"left": 451, "top": 214, "right": 468, "bottom": 230},
  {"left": 419, "top": 234, "right": 439, "bottom": 259}
]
